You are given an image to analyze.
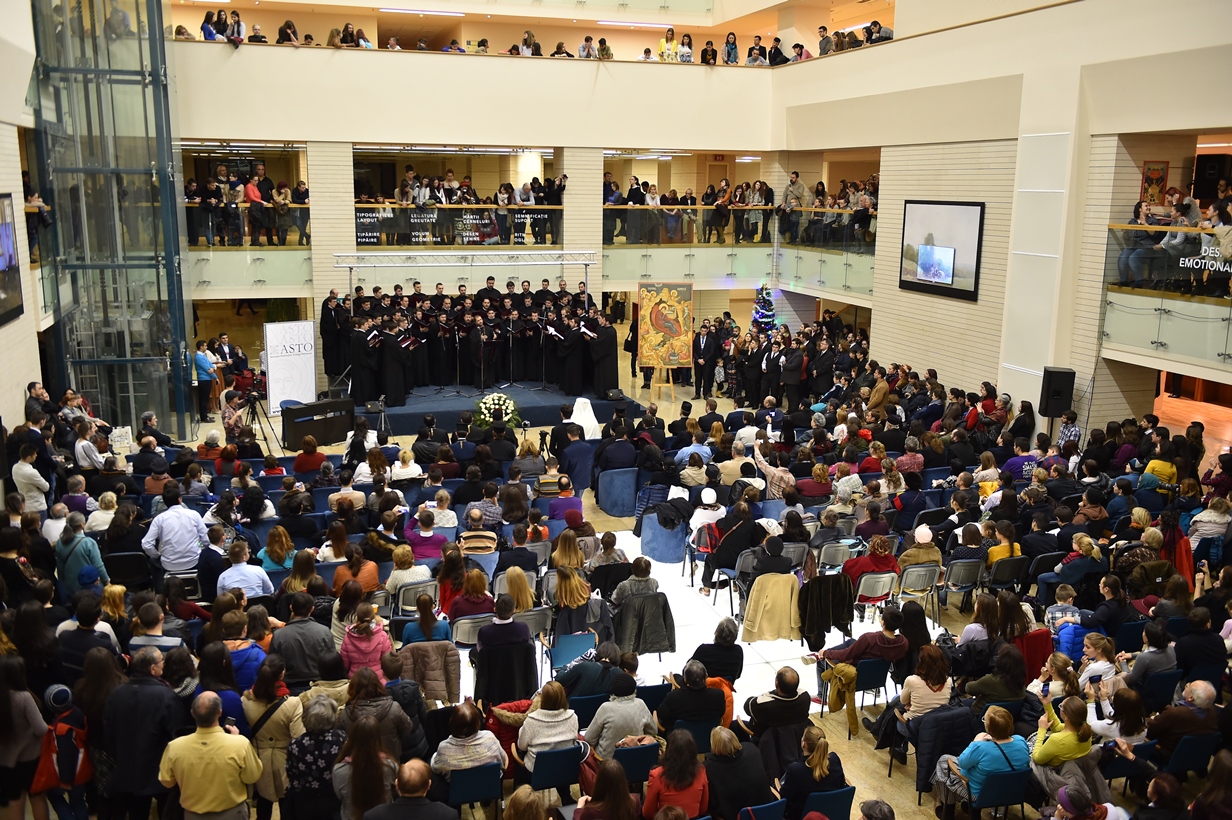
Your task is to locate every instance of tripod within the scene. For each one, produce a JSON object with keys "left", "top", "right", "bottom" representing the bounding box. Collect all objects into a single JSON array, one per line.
[
  {"left": 244, "top": 394, "right": 286, "bottom": 456},
  {"left": 369, "top": 397, "right": 392, "bottom": 437}
]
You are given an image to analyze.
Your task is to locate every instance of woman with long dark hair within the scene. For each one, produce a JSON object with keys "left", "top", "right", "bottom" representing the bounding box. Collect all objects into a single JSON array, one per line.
[
  {"left": 330, "top": 580, "right": 363, "bottom": 649},
  {"left": 196, "top": 641, "right": 249, "bottom": 734},
  {"left": 576, "top": 758, "right": 640, "bottom": 820},
  {"left": 331, "top": 544, "right": 379, "bottom": 596},
  {"left": 643, "top": 728, "right": 708, "bottom": 818},
  {"left": 239, "top": 485, "right": 275, "bottom": 522},
  {"left": 0, "top": 655, "right": 50, "bottom": 820},
  {"left": 331, "top": 715, "right": 396, "bottom": 820},
  {"left": 337, "top": 668, "right": 412, "bottom": 761},
  {"left": 401, "top": 593, "right": 450, "bottom": 644},
  {"left": 10, "top": 600, "right": 64, "bottom": 697},
  {"left": 433, "top": 546, "right": 466, "bottom": 613},
  {"left": 242, "top": 655, "right": 305, "bottom": 820}
]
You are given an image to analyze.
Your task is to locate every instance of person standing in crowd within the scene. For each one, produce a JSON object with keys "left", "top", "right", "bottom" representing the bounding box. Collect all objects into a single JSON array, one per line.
[{"left": 159, "top": 691, "right": 263, "bottom": 820}]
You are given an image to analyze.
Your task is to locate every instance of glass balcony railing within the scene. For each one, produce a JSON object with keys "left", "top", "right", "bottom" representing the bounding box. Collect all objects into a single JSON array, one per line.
[
  {"left": 354, "top": 204, "right": 563, "bottom": 248},
  {"left": 185, "top": 202, "right": 310, "bottom": 248},
  {"left": 1101, "top": 222, "right": 1232, "bottom": 370},
  {"left": 602, "top": 204, "right": 876, "bottom": 295}
]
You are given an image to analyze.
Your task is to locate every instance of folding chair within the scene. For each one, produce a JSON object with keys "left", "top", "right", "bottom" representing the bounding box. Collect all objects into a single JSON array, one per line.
[
  {"left": 1141, "top": 669, "right": 1184, "bottom": 714},
  {"left": 801, "top": 786, "right": 856, "bottom": 820},
  {"left": 613, "top": 743, "right": 661, "bottom": 793},
  {"left": 781, "top": 542, "right": 809, "bottom": 569},
  {"left": 969, "top": 769, "right": 1030, "bottom": 819},
  {"left": 984, "top": 555, "right": 1029, "bottom": 594},
  {"left": 1103, "top": 740, "right": 1156, "bottom": 795},
  {"left": 674, "top": 719, "right": 721, "bottom": 753},
  {"left": 450, "top": 614, "right": 489, "bottom": 648},
  {"left": 548, "top": 631, "right": 596, "bottom": 674},
  {"left": 394, "top": 580, "right": 438, "bottom": 616},
  {"left": 636, "top": 683, "right": 671, "bottom": 716},
  {"left": 819, "top": 543, "right": 852, "bottom": 568},
  {"left": 1162, "top": 734, "right": 1220, "bottom": 780},
  {"left": 941, "top": 558, "right": 984, "bottom": 611},
  {"left": 897, "top": 563, "right": 941, "bottom": 624},
  {"left": 852, "top": 571, "right": 898, "bottom": 622},
  {"left": 568, "top": 693, "right": 609, "bottom": 730},
  {"left": 714, "top": 549, "right": 755, "bottom": 617}
]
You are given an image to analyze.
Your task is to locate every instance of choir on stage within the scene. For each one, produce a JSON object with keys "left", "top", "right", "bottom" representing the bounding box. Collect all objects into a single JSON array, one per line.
[{"left": 318, "top": 277, "right": 619, "bottom": 407}]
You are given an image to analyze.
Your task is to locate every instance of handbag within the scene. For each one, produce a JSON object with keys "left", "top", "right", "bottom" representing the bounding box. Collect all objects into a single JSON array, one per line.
[{"left": 623, "top": 329, "right": 636, "bottom": 354}]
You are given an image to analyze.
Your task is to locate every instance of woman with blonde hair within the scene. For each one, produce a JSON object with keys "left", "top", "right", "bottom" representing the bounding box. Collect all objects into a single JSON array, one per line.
[
  {"left": 780, "top": 725, "right": 846, "bottom": 820},
  {"left": 513, "top": 438, "right": 545, "bottom": 477},
  {"left": 880, "top": 458, "right": 905, "bottom": 494},
  {"left": 390, "top": 449, "right": 422, "bottom": 482},
  {"left": 550, "top": 529, "right": 585, "bottom": 570},
  {"left": 1028, "top": 652, "right": 1081, "bottom": 699},
  {"left": 101, "top": 583, "right": 128, "bottom": 624},
  {"left": 554, "top": 566, "right": 591, "bottom": 610},
  {"left": 973, "top": 451, "right": 999, "bottom": 485},
  {"left": 704, "top": 726, "right": 773, "bottom": 820},
  {"left": 258, "top": 525, "right": 295, "bottom": 570},
  {"left": 860, "top": 441, "right": 887, "bottom": 473},
  {"left": 429, "top": 489, "right": 457, "bottom": 528},
  {"left": 1036, "top": 533, "right": 1105, "bottom": 606},
  {"left": 504, "top": 566, "right": 537, "bottom": 612},
  {"left": 384, "top": 544, "right": 430, "bottom": 594},
  {"left": 85, "top": 492, "right": 118, "bottom": 532}
]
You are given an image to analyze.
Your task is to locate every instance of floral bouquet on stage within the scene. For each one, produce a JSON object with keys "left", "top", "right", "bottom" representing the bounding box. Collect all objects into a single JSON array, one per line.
[{"left": 474, "top": 392, "right": 522, "bottom": 428}]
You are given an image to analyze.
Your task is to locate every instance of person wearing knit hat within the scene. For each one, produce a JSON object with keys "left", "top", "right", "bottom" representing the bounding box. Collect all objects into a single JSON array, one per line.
[
  {"left": 897, "top": 525, "right": 941, "bottom": 572},
  {"left": 41, "top": 683, "right": 91, "bottom": 820},
  {"left": 752, "top": 535, "right": 793, "bottom": 581},
  {"left": 583, "top": 671, "right": 656, "bottom": 760}
]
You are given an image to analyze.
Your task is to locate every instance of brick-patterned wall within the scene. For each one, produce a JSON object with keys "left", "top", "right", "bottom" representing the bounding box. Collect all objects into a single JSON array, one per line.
[
  {"left": 306, "top": 141, "right": 360, "bottom": 393},
  {"left": 561, "top": 147, "right": 603, "bottom": 293},
  {"left": 869, "top": 139, "right": 1017, "bottom": 391}
]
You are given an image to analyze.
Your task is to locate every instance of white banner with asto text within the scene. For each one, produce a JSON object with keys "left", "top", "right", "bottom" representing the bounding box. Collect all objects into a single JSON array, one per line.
[{"left": 263, "top": 320, "right": 317, "bottom": 416}]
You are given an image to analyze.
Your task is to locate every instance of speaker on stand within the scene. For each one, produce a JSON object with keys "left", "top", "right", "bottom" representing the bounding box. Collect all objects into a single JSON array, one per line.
[{"left": 1039, "top": 366, "right": 1076, "bottom": 439}]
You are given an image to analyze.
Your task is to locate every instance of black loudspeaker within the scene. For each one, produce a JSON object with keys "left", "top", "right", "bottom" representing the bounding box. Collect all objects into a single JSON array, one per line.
[
  {"left": 1039, "top": 367, "right": 1076, "bottom": 418},
  {"left": 605, "top": 389, "right": 624, "bottom": 402},
  {"left": 1194, "top": 154, "right": 1232, "bottom": 200}
]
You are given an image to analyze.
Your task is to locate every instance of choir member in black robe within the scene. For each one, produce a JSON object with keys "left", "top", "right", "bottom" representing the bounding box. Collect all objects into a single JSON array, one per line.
[
  {"left": 349, "top": 319, "right": 381, "bottom": 404},
  {"left": 409, "top": 309, "right": 431, "bottom": 387},
  {"left": 589, "top": 312, "right": 619, "bottom": 398},
  {"left": 560, "top": 318, "right": 586, "bottom": 396},
  {"left": 320, "top": 293, "right": 345, "bottom": 376},
  {"left": 523, "top": 309, "right": 544, "bottom": 383},
  {"left": 483, "top": 310, "right": 503, "bottom": 385},
  {"left": 469, "top": 316, "right": 487, "bottom": 390},
  {"left": 534, "top": 279, "right": 554, "bottom": 306},
  {"left": 506, "top": 310, "right": 525, "bottom": 383},
  {"left": 381, "top": 323, "right": 409, "bottom": 406}
]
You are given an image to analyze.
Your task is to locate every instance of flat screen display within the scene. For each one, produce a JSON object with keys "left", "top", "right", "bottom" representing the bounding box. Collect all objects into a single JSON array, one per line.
[
  {"left": 0, "top": 196, "right": 24, "bottom": 329},
  {"left": 898, "top": 200, "right": 985, "bottom": 302}
]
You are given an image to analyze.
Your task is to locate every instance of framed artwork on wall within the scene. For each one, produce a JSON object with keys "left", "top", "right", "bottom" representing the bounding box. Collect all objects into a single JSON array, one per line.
[
  {"left": 0, "top": 195, "right": 24, "bottom": 329},
  {"left": 1140, "top": 161, "right": 1169, "bottom": 206}
]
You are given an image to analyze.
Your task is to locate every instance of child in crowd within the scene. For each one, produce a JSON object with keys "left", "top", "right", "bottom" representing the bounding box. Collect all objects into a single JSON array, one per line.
[
  {"left": 526, "top": 508, "right": 549, "bottom": 543},
  {"left": 1045, "top": 584, "right": 1080, "bottom": 633},
  {"left": 261, "top": 454, "right": 285, "bottom": 476},
  {"left": 619, "top": 651, "right": 645, "bottom": 685}
]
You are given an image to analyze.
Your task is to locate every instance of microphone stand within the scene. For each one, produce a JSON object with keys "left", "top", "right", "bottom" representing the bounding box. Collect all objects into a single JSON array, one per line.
[{"left": 438, "top": 321, "right": 475, "bottom": 398}]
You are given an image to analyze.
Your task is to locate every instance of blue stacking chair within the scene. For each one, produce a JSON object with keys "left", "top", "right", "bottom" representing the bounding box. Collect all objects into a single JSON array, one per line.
[
  {"left": 759, "top": 499, "right": 786, "bottom": 521},
  {"left": 802, "top": 786, "right": 856, "bottom": 820},
  {"left": 294, "top": 471, "right": 320, "bottom": 486},
  {"left": 266, "top": 569, "right": 290, "bottom": 590},
  {"left": 436, "top": 526, "right": 457, "bottom": 543},
  {"left": 921, "top": 467, "right": 951, "bottom": 485},
  {"left": 674, "top": 719, "right": 720, "bottom": 753},
  {"left": 443, "top": 478, "right": 465, "bottom": 493},
  {"left": 311, "top": 487, "right": 334, "bottom": 511},
  {"left": 596, "top": 468, "right": 638, "bottom": 518},
  {"left": 276, "top": 455, "right": 297, "bottom": 472},
  {"left": 196, "top": 459, "right": 217, "bottom": 475},
  {"left": 613, "top": 743, "right": 660, "bottom": 791},
  {"left": 1142, "top": 669, "right": 1184, "bottom": 713},
  {"left": 970, "top": 769, "right": 1030, "bottom": 818},
  {"left": 527, "top": 744, "right": 585, "bottom": 796},
  {"left": 1164, "top": 617, "right": 1190, "bottom": 640},
  {"left": 546, "top": 518, "right": 569, "bottom": 542},
  {"left": 1163, "top": 734, "right": 1220, "bottom": 779},
  {"left": 212, "top": 474, "right": 232, "bottom": 494},
  {"left": 859, "top": 472, "right": 883, "bottom": 487},
  {"left": 1103, "top": 741, "right": 1156, "bottom": 794},
  {"left": 325, "top": 454, "right": 344, "bottom": 468},
  {"left": 549, "top": 632, "right": 596, "bottom": 673},
  {"left": 533, "top": 497, "right": 553, "bottom": 515},
  {"left": 257, "top": 475, "right": 285, "bottom": 492},
  {"left": 640, "top": 514, "right": 688, "bottom": 563},
  {"left": 636, "top": 683, "right": 671, "bottom": 716},
  {"left": 1113, "top": 621, "right": 1146, "bottom": 654},
  {"left": 244, "top": 518, "right": 278, "bottom": 545},
  {"left": 317, "top": 562, "right": 339, "bottom": 588},
  {"left": 267, "top": 490, "right": 287, "bottom": 508},
  {"left": 448, "top": 763, "right": 503, "bottom": 816},
  {"left": 568, "top": 694, "right": 609, "bottom": 730},
  {"left": 737, "top": 799, "right": 786, "bottom": 820}
]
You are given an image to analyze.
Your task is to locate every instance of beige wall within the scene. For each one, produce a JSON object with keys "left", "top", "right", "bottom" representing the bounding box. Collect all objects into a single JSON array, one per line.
[
  {"left": 892, "top": 0, "right": 1071, "bottom": 38},
  {"left": 867, "top": 139, "right": 1017, "bottom": 392}
]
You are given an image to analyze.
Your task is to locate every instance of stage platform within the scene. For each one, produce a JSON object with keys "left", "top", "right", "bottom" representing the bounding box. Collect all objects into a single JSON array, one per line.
[{"left": 358, "top": 385, "right": 644, "bottom": 437}]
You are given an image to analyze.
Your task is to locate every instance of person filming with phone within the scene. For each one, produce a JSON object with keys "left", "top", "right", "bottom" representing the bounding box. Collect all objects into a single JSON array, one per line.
[{"left": 158, "top": 691, "right": 263, "bottom": 820}]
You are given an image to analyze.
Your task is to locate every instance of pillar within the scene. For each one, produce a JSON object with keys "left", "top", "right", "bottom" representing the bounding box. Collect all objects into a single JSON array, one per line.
[
  {"left": 306, "top": 140, "right": 360, "bottom": 393},
  {"left": 560, "top": 146, "right": 604, "bottom": 294}
]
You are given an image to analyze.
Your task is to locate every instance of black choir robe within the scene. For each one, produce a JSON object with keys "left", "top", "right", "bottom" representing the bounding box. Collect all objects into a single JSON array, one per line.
[
  {"left": 590, "top": 324, "right": 619, "bottom": 398},
  {"left": 561, "top": 327, "right": 586, "bottom": 396},
  {"left": 349, "top": 329, "right": 380, "bottom": 403},
  {"left": 381, "top": 331, "right": 409, "bottom": 406}
]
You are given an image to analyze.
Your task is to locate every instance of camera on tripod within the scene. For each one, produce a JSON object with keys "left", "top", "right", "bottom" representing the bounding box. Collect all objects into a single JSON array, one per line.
[{"left": 245, "top": 390, "right": 261, "bottom": 405}]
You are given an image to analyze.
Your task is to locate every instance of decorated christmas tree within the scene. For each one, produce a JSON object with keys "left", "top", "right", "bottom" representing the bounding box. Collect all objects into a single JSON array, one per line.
[{"left": 751, "top": 285, "right": 777, "bottom": 335}]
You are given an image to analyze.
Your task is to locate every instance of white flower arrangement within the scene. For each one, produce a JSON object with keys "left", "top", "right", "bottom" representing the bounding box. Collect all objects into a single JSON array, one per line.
[{"left": 474, "top": 392, "right": 522, "bottom": 428}]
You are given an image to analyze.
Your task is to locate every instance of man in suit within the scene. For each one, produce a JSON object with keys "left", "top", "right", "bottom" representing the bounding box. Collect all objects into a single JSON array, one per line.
[
  {"left": 139, "top": 411, "right": 173, "bottom": 448},
  {"left": 760, "top": 340, "right": 783, "bottom": 405},
  {"left": 130, "top": 437, "right": 163, "bottom": 475},
  {"left": 867, "top": 367, "right": 890, "bottom": 414},
  {"left": 698, "top": 399, "right": 724, "bottom": 433},
  {"left": 372, "top": 759, "right": 459, "bottom": 820},
  {"left": 874, "top": 415, "right": 907, "bottom": 453},
  {"left": 560, "top": 426, "right": 595, "bottom": 493},
  {"left": 549, "top": 404, "right": 575, "bottom": 461},
  {"left": 692, "top": 324, "right": 719, "bottom": 399},
  {"left": 594, "top": 425, "right": 637, "bottom": 479},
  {"left": 746, "top": 35, "right": 767, "bottom": 61},
  {"left": 216, "top": 332, "right": 237, "bottom": 376}
]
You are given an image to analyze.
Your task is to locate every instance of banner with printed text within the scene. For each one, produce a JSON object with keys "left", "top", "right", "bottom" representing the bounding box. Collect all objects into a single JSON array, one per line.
[
  {"left": 637, "top": 283, "right": 693, "bottom": 369},
  {"left": 263, "top": 320, "right": 317, "bottom": 416}
]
